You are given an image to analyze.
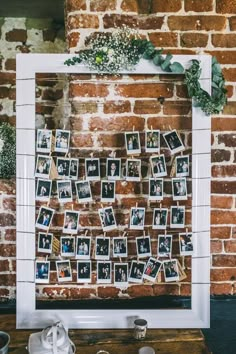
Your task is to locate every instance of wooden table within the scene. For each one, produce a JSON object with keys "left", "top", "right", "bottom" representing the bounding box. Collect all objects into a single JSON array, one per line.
[{"left": 0, "top": 314, "right": 211, "bottom": 354}]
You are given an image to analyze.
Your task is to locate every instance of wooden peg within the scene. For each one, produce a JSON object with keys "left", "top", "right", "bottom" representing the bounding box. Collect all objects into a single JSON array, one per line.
[
  {"left": 63, "top": 124, "right": 66, "bottom": 130},
  {"left": 186, "top": 228, "right": 188, "bottom": 235},
  {"left": 119, "top": 257, "right": 122, "bottom": 263},
  {"left": 151, "top": 125, "right": 153, "bottom": 132},
  {"left": 44, "top": 124, "right": 47, "bottom": 130},
  {"left": 90, "top": 152, "right": 94, "bottom": 159},
  {"left": 85, "top": 230, "right": 88, "bottom": 237},
  {"left": 160, "top": 203, "right": 162, "bottom": 211},
  {"left": 122, "top": 231, "right": 126, "bottom": 238},
  {"left": 133, "top": 125, "right": 135, "bottom": 132},
  {"left": 135, "top": 202, "right": 138, "bottom": 209}
]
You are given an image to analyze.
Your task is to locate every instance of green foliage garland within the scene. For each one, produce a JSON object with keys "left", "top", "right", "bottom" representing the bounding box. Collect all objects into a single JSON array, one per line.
[
  {"left": 0, "top": 123, "right": 16, "bottom": 178},
  {"left": 65, "top": 28, "right": 227, "bottom": 115}
]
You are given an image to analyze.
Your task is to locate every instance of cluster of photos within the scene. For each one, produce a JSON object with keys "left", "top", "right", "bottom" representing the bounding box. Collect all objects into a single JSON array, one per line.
[{"left": 35, "top": 128, "right": 194, "bottom": 286}]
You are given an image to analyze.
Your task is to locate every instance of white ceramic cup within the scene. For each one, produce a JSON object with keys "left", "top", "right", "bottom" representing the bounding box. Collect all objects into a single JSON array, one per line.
[{"left": 138, "top": 346, "right": 155, "bottom": 354}]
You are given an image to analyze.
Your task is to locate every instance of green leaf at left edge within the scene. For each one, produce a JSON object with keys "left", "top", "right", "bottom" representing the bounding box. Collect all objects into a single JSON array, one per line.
[{"left": 169, "top": 62, "right": 184, "bottom": 73}]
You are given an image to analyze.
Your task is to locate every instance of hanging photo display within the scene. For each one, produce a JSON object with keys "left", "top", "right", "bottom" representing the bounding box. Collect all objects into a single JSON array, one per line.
[
  {"left": 97, "top": 261, "right": 112, "bottom": 284},
  {"left": 163, "top": 259, "right": 179, "bottom": 282},
  {"left": 36, "top": 129, "right": 52, "bottom": 153},
  {"left": 63, "top": 210, "right": 80, "bottom": 234},
  {"left": 36, "top": 179, "right": 52, "bottom": 201},
  {"left": 176, "top": 155, "right": 189, "bottom": 177},
  {"left": 130, "top": 207, "right": 145, "bottom": 230},
  {"left": 56, "top": 260, "right": 72, "bottom": 282},
  {"left": 38, "top": 232, "right": 53, "bottom": 254},
  {"left": 35, "top": 155, "right": 52, "bottom": 179},
  {"left": 113, "top": 237, "right": 128, "bottom": 258},
  {"left": 163, "top": 129, "right": 185, "bottom": 155},
  {"left": 172, "top": 177, "right": 188, "bottom": 201},
  {"left": 55, "top": 129, "right": 71, "bottom": 153},
  {"left": 57, "top": 157, "right": 71, "bottom": 179},
  {"left": 114, "top": 263, "right": 129, "bottom": 286},
  {"left": 129, "top": 260, "right": 146, "bottom": 283},
  {"left": 106, "top": 158, "right": 121, "bottom": 180},
  {"left": 85, "top": 158, "right": 100, "bottom": 181},
  {"left": 76, "top": 236, "right": 91, "bottom": 259},
  {"left": 149, "top": 178, "right": 164, "bottom": 201},
  {"left": 179, "top": 232, "right": 194, "bottom": 255},
  {"left": 126, "top": 159, "right": 141, "bottom": 181},
  {"left": 57, "top": 180, "right": 73, "bottom": 203},
  {"left": 95, "top": 236, "right": 110, "bottom": 260},
  {"left": 35, "top": 261, "right": 50, "bottom": 284},
  {"left": 143, "top": 258, "right": 162, "bottom": 283},
  {"left": 69, "top": 158, "right": 79, "bottom": 180},
  {"left": 170, "top": 206, "right": 185, "bottom": 228},
  {"left": 35, "top": 206, "right": 54, "bottom": 231},
  {"left": 145, "top": 130, "right": 160, "bottom": 153},
  {"left": 77, "top": 261, "right": 91, "bottom": 283},
  {"left": 152, "top": 208, "right": 168, "bottom": 230},
  {"left": 136, "top": 236, "right": 152, "bottom": 258},
  {"left": 61, "top": 236, "right": 75, "bottom": 257},
  {"left": 75, "top": 180, "right": 93, "bottom": 203},
  {"left": 158, "top": 234, "right": 172, "bottom": 258},
  {"left": 125, "top": 131, "right": 141, "bottom": 155},
  {"left": 98, "top": 207, "right": 117, "bottom": 231},
  {"left": 150, "top": 154, "right": 167, "bottom": 177},
  {"left": 101, "top": 181, "right": 116, "bottom": 203}
]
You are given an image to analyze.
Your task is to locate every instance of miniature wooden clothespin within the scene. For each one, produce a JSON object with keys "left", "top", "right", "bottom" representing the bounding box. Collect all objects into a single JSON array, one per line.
[
  {"left": 151, "top": 125, "right": 153, "bottom": 132},
  {"left": 164, "top": 229, "right": 167, "bottom": 237},
  {"left": 135, "top": 202, "right": 138, "bottom": 209},
  {"left": 63, "top": 124, "right": 66, "bottom": 130},
  {"left": 44, "top": 124, "right": 47, "bottom": 130},
  {"left": 133, "top": 125, "right": 135, "bottom": 132},
  {"left": 119, "top": 257, "right": 122, "bottom": 263},
  {"left": 160, "top": 202, "right": 162, "bottom": 211},
  {"left": 103, "top": 232, "right": 106, "bottom": 239},
  {"left": 85, "top": 229, "right": 88, "bottom": 237},
  {"left": 90, "top": 152, "right": 94, "bottom": 160},
  {"left": 177, "top": 201, "right": 179, "bottom": 208},
  {"left": 143, "top": 230, "right": 145, "bottom": 239}
]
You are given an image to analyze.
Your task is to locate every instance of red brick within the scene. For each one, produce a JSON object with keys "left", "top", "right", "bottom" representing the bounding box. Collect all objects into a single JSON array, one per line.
[
  {"left": 211, "top": 195, "right": 233, "bottom": 209},
  {"left": 223, "top": 68, "right": 236, "bottom": 82},
  {"left": 9, "top": 88, "right": 16, "bottom": 100},
  {"left": 121, "top": 0, "right": 139, "bottom": 12},
  {"left": 184, "top": 0, "right": 213, "bottom": 12},
  {"left": 232, "top": 227, "right": 236, "bottom": 238},
  {"left": 67, "top": 32, "right": 80, "bottom": 48},
  {"left": 2, "top": 197, "right": 16, "bottom": 212},
  {"left": 71, "top": 133, "right": 94, "bottom": 148},
  {"left": 147, "top": 116, "right": 192, "bottom": 130},
  {"left": 71, "top": 101, "right": 97, "bottom": 114},
  {"left": 0, "top": 214, "right": 15, "bottom": 227},
  {"left": 104, "top": 101, "right": 131, "bottom": 114},
  {"left": 211, "top": 268, "right": 236, "bottom": 282},
  {"left": 138, "top": 16, "right": 165, "bottom": 30},
  {"left": 0, "top": 87, "right": 10, "bottom": 99},
  {"left": 36, "top": 103, "right": 54, "bottom": 115},
  {"left": 116, "top": 181, "right": 141, "bottom": 194},
  {"left": 88, "top": 116, "right": 145, "bottom": 131},
  {"left": 134, "top": 100, "right": 161, "bottom": 114},
  {"left": 67, "top": 14, "right": 99, "bottom": 30},
  {"left": 4, "top": 58, "right": 16, "bottom": 71},
  {"left": 211, "top": 240, "right": 223, "bottom": 253},
  {"left": 90, "top": 0, "right": 117, "bottom": 11},
  {"left": 42, "top": 89, "right": 63, "bottom": 101},
  {"left": 137, "top": 0, "right": 151, "bottom": 14},
  {"left": 0, "top": 244, "right": 16, "bottom": 257},
  {"left": 180, "top": 284, "right": 191, "bottom": 296},
  {"left": 148, "top": 32, "right": 178, "bottom": 47},
  {"left": 4, "top": 229, "right": 16, "bottom": 241},
  {"left": 211, "top": 226, "right": 231, "bottom": 239},
  {"left": 5, "top": 29, "right": 27, "bottom": 42},
  {"left": 211, "top": 181, "right": 236, "bottom": 194},
  {"left": 224, "top": 240, "right": 236, "bottom": 253},
  {"left": 218, "top": 134, "right": 236, "bottom": 147},
  {"left": 213, "top": 255, "right": 236, "bottom": 267},
  {"left": 211, "top": 149, "right": 231, "bottom": 163},
  {"left": 0, "top": 274, "right": 16, "bottom": 286},
  {"left": 180, "top": 33, "right": 208, "bottom": 47},
  {"left": 0, "top": 289, "right": 10, "bottom": 299},
  {"left": 127, "top": 285, "right": 154, "bottom": 297},
  {"left": 211, "top": 210, "right": 236, "bottom": 224},
  {"left": 211, "top": 283, "right": 232, "bottom": 295},
  {"left": 151, "top": 0, "right": 182, "bottom": 12},
  {"left": 43, "top": 29, "right": 57, "bottom": 42},
  {"left": 115, "top": 83, "right": 173, "bottom": 98},
  {"left": 208, "top": 51, "right": 236, "bottom": 64},
  {"left": 97, "top": 133, "right": 125, "bottom": 148},
  {"left": 212, "top": 34, "right": 236, "bottom": 48},
  {"left": 66, "top": 0, "right": 86, "bottom": 12},
  {"left": 163, "top": 101, "right": 191, "bottom": 115},
  {"left": 0, "top": 73, "right": 15, "bottom": 85},
  {"left": 226, "top": 85, "right": 234, "bottom": 98},
  {"left": 97, "top": 286, "right": 120, "bottom": 298},
  {"left": 0, "top": 260, "right": 10, "bottom": 272},
  {"left": 216, "top": 0, "right": 236, "bottom": 13},
  {"left": 229, "top": 16, "right": 236, "bottom": 31},
  {"left": 212, "top": 165, "right": 236, "bottom": 178},
  {"left": 153, "top": 284, "right": 179, "bottom": 296},
  {"left": 70, "top": 83, "right": 109, "bottom": 97},
  {"left": 103, "top": 14, "right": 164, "bottom": 29},
  {"left": 168, "top": 16, "right": 226, "bottom": 31}
]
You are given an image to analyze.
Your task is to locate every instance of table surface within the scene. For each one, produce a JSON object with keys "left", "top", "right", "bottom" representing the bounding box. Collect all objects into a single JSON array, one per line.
[{"left": 0, "top": 314, "right": 211, "bottom": 354}]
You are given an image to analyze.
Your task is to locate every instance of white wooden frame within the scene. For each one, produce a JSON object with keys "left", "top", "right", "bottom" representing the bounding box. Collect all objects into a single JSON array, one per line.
[{"left": 16, "top": 54, "right": 211, "bottom": 329}]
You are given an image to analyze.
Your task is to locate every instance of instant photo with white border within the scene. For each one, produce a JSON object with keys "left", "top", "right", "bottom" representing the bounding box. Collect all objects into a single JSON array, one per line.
[
  {"left": 163, "top": 259, "right": 179, "bottom": 282},
  {"left": 35, "top": 260, "right": 50, "bottom": 284},
  {"left": 76, "top": 236, "right": 91, "bottom": 259},
  {"left": 143, "top": 257, "right": 162, "bottom": 282},
  {"left": 101, "top": 180, "right": 116, "bottom": 203},
  {"left": 85, "top": 158, "right": 100, "bottom": 181},
  {"left": 170, "top": 206, "right": 185, "bottom": 228},
  {"left": 57, "top": 180, "right": 73, "bottom": 203},
  {"left": 130, "top": 207, "right": 145, "bottom": 230},
  {"left": 36, "top": 129, "right": 52, "bottom": 153},
  {"left": 54, "top": 129, "right": 71, "bottom": 153},
  {"left": 95, "top": 236, "right": 110, "bottom": 260},
  {"left": 75, "top": 180, "right": 93, "bottom": 203},
  {"left": 179, "top": 232, "right": 194, "bottom": 256},
  {"left": 172, "top": 177, "right": 188, "bottom": 201},
  {"left": 149, "top": 178, "right": 164, "bottom": 201},
  {"left": 61, "top": 236, "right": 75, "bottom": 257},
  {"left": 63, "top": 210, "right": 80, "bottom": 234},
  {"left": 69, "top": 158, "right": 79, "bottom": 180},
  {"left": 158, "top": 234, "right": 172, "bottom": 258},
  {"left": 35, "top": 206, "right": 54, "bottom": 231},
  {"left": 176, "top": 155, "right": 190, "bottom": 177},
  {"left": 163, "top": 129, "right": 185, "bottom": 155},
  {"left": 97, "top": 261, "right": 112, "bottom": 284},
  {"left": 56, "top": 157, "right": 71, "bottom": 179},
  {"left": 37, "top": 232, "right": 53, "bottom": 254},
  {"left": 152, "top": 208, "right": 168, "bottom": 230},
  {"left": 113, "top": 237, "right": 128, "bottom": 258},
  {"left": 35, "top": 155, "right": 52, "bottom": 179},
  {"left": 126, "top": 158, "right": 141, "bottom": 181},
  {"left": 128, "top": 260, "right": 146, "bottom": 283},
  {"left": 114, "top": 262, "right": 128, "bottom": 286},
  {"left": 125, "top": 131, "right": 141, "bottom": 155},
  {"left": 36, "top": 179, "right": 52, "bottom": 201},
  {"left": 56, "top": 260, "right": 72, "bottom": 282},
  {"left": 150, "top": 154, "right": 167, "bottom": 177},
  {"left": 98, "top": 207, "right": 117, "bottom": 231},
  {"left": 145, "top": 129, "right": 160, "bottom": 153},
  {"left": 136, "top": 236, "right": 152, "bottom": 258},
  {"left": 77, "top": 260, "right": 91, "bottom": 283},
  {"left": 106, "top": 158, "right": 121, "bottom": 180}
]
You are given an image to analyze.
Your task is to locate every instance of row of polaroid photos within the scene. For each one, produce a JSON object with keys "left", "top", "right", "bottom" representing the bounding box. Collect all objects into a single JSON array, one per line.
[
  {"left": 35, "top": 258, "right": 181, "bottom": 285},
  {"left": 36, "top": 177, "right": 189, "bottom": 204},
  {"left": 38, "top": 233, "right": 194, "bottom": 259},
  {"left": 36, "top": 129, "right": 185, "bottom": 157},
  {"left": 35, "top": 154, "right": 190, "bottom": 181},
  {"left": 36, "top": 206, "right": 187, "bottom": 233}
]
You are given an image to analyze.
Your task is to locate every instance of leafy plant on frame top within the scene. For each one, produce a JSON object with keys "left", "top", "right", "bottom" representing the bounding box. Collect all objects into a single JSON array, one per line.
[{"left": 64, "top": 27, "right": 227, "bottom": 115}]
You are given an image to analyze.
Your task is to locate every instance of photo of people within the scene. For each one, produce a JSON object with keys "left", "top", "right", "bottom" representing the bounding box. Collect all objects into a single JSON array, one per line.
[
  {"left": 114, "top": 263, "right": 128, "bottom": 286},
  {"left": 38, "top": 232, "right": 53, "bottom": 254},
  {"left": 163, "top": 259, "right": 179, "bottom": 282},
  {"left": 158, "top": 235, "right": 172, "bottom": 257},
  {"left": 69, "top": 158, "right": 79, "bottom": 180},
  {"left": 95, "top": 236, "right": 110, "bottom": 260},
  {"left": 145, "top": 130, "right": 160, "bottom": 153},
  {"left": 61, "top": 236, "right": 75, "bottom": 257},
  {"left": 136, "top": 236, "right": 152, "bottom": 258},
  {"left": 85, "top": 158, "right": 100, "bottom": 181},
  {"left": 36, "top": 179, "right": 52, "bottom": 201},
  {"left": 113, "top": 237, "right": 127, "bottom": 258},
  {"left": 143, "top": 257, "right": 162, "bottom": 282},
  {"left": 172, "top": 177, "right": 188, "bottom": 201},
  {"left": 101, "top": 181, "right": 115, "bottom": 203},
  {"left": 56, "top": 260, "right": 72, "bottom": 282},
  {"left": 57, "top": 158, "right": 70, "bottom": 179},
  {"left": 35, "top": 261, "right": 50, "bottom": 284},
  {"left": 129, "top": 260, "right": 145, "bottom": 283},
  {"left": 126, "top": 159, "right": 141, "bottom": 181},
  {"left": 98, "top": 207, "right": 117, "bottom": 231},
  {"left": 179, "top": 232, "right": 194, "bottom": 256},
  {"left": 97, "top": 261, "right": 111, "bottom": 284},
  {"left": 76, "top": 236, "right": 91, "bottom": 259},
  {"left": 170, "top": 206, "right": 185, "bottom": 228},
  {"left": 163, "top": 129, "right": 185, "bottom": 155},
  {"left": 57, "top": 180, "right": 72, "bottom": 203},
  {"left": 77, "top": 261, "right": 91, "bottom": 283},
  {"left": 35, "top": 155, "right": 52, "bottom": 179},
  {"left": 130, "top": 207, "right": 145, "bottom": 230},
  {"left": 176, "top": 155, "right": 189, "bottom": 177},
  {"left": 54, "top": 129, "right": 70, "bottom": 153},
  {"left": 36, "top": 129, "right": 52, "bottom": 153},
  {"left": 35, "top": 206, "right": 54, "bottom": 231},
  {"left": 149, "top": 178, "right": 164, "bottom": 201},
  {"left": 150, "top": 155, "right": 167, "bottom": 177},
  {"left": 63, "top": 210, "right": 79, "bottom": 234},
  {"left": 75, "top": 181, "right": 92, "bottom": 203},
  {"left": 125, "top": 132, "right": 141, "bottom": 155},
  {"left": 152, "top": 208, "right": 168, "bottom": 230},
  {"left": 106, "top": 158, "right": 121, "bottom": 180}
]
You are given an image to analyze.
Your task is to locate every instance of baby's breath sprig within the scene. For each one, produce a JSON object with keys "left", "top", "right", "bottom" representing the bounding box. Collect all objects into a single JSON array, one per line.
[{"left": 0, "top": 123, "right": 16, "bottom": 178}]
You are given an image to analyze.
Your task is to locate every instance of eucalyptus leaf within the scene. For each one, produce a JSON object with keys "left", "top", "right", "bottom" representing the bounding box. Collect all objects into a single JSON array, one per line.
[
  {"left": 161, "top": 53, "right": 173, "bottom": 71},
  {"left": 169, "top": 62, "right": 184, "bottom": 73}
]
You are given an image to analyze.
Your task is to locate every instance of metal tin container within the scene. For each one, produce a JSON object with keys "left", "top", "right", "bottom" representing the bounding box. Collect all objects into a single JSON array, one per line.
[{"left": 0, "top": 331, "right": 10, "bottom": 354}]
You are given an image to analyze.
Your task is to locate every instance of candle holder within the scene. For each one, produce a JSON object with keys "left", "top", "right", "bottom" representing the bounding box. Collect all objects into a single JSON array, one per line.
[{"left": 133, "top": 318, "right": 148, "bottom": 340}]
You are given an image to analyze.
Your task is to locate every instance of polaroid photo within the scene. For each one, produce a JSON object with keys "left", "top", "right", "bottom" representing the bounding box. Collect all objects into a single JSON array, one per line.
[
  {"left": 114, "top": 263, "right": 128, "bottom": 286},
  {"left": 145, "top": 130, "right": 160, "bottom": 153},
  {"left": 95, "top": 236, "right": 110, "bottom": 260},
  {"left": 106, "top": 158, "right": 121, "bottom": 180},
  {"left": 163, "top": 129, "right": 185, "bottom": 155},
  {"left": 76, "top": 236, "right": 91, "bottom": 259},
  {"left": 149, "top": 178, "right": 164, "bottom": 201},
  {"left": 35, "top": 155, "right": 52, "bottom": 179},
  {"left": 126, "top": 159, "right": 141, "bottom": 181},
  {"left": 36, "top": 129, "right": 52, "bottom": 153},
  {"left": 98, "top": 207, "right": 117, "bottom": 231},
  {"left": 172, "top": 177, "right": 188, "bottom": 201},
  {"left": 54, "top": 129, "right": 70, "bottom": 153},
  {"left": 35, "top": 206, "right": 54, "bottom": 231},
  {"left": 57, "top": 157, "right": 70, "bottom": 179},
  {"left": 152, "top": 208, "right": 168, "bottom": 230},
  {"left": 130, "top": 207, "right": 145, "bottom": 230},
  {"left": 150, "top": 154, "right": 167, "bottom": 177},
  {"left": 69, "top": 158, "right": 79, "bottom": 180},
  {"left": 56, "top": 260, "right": 72, "bottom": 282},
  {"left": 35, "top": 260, "right": 50, "bottom": 284},
  {"left": 101, "top": 181, "right": 116, "bottom": 203},
  {"left": 57, "top": 180, "right": 72, "bottom": 203},
  {"left": 158, "top": 234, "right": 172, "bottom": 258},
  {"left": 63, "top": 210, "right": 80, "bottom": 234},
  {"left": 77, "top": 260, "right": 91, "bottom": 283},
  {"left": 61, "top": 236, "right": 75, "bottom": 257},
  {"left": 125, "top": 131, "right": 141, "bottom": 155},
  {"left": 38, "top": 232, "right": 53, "bottom": 254},
  {"left": 176, "top": 155, "right": 190, "bottom": 177},
  {"left": 170, "top": 206, "right": 185, "bottom": 228},
  {"left": 179, "top": 232, "right": 194, "bottom": 256},
  {"left": 36, "top": 179, "right": 52, "bottom": 201},
  {"left": 143, "top": 257, "right": 162, "bottom": 282},
  {"left": 75, "top": 180, "right": 93, "bottom": 203},
  {"left": 97, "top": 261, "right": 112, "bottom": 284},
  {"left": 113, "top": 237, "right": 128, "bottom": 258},
  {"left": 85, "top": 158, "right": 100, "bottom": 181},
  {"left": 128, "top": 260, "right": 146, "bottom": 283},
  {"left": 163, "top": 259, "right": 179, "bottom": 282},
  {"left": 136, "top": 236, "right": 152, "bottom": 258}
]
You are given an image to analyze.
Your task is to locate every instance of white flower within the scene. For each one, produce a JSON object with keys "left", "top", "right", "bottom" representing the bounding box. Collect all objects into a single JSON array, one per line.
[
  {"left": 108, "top": 49, "right": 114, "bottom": 56},
  {"left": 0, "top": 138, "right": 4, "bottom": 153}
]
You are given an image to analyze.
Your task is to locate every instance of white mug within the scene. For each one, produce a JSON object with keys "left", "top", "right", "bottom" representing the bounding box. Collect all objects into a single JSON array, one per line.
[{"left": 138, "top": 346, "right": 155, "bottom": 354}]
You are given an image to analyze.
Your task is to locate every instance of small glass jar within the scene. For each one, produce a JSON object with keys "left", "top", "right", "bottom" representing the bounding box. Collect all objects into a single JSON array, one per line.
[{"left": 133, "top": 318, "right": 148, "bottom": 340}]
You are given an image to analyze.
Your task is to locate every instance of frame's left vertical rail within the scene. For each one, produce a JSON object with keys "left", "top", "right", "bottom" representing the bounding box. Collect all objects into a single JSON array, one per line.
[{"left": 16, "top": 54, "right": 36, "bottom": 328}]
